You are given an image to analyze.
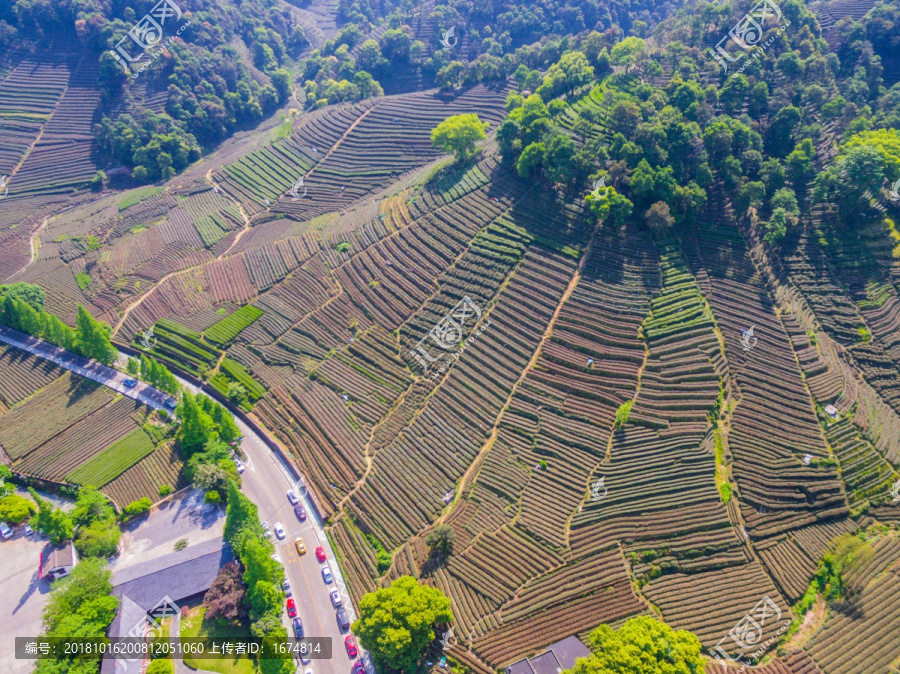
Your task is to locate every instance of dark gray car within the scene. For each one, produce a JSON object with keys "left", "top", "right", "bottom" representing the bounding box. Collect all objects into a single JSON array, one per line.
[{"left": 336, "top": 607, "right": 350, "bottom": 633}]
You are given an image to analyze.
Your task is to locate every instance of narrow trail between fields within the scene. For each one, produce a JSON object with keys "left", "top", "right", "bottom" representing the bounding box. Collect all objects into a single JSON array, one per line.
[
  {"left": 5, "top": 193, "right": 107, "bottom": 282},
  {"left": 300, "top": 105, "right": 376, "bottom": 184}
]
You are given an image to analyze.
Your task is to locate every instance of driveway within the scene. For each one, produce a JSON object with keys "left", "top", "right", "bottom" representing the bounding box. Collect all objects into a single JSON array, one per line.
[
  {"left": 0, "top": 527, "right": 54, "bottom": 674},
  {"left": 112, "top": 488, "right": 224, "bottom": 572}
]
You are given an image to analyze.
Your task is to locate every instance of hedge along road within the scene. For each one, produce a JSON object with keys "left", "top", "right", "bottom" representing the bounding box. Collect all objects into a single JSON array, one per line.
[{"left": 0, "top": 326, "right": 367, "bottom": 674}]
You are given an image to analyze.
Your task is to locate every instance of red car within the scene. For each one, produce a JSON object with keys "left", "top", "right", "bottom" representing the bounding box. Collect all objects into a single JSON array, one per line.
[
  {"left": 351, "top": 663, "right": 365, "bottom": 674},
  {"left": 315, "top": 546, "right": 326, "bottom": 563},
  {"left": 286, "top": 598, "right": 297, "bottom": 618},
  {"left": 344, "top": 636, "right": 358, "bottom": 658}
]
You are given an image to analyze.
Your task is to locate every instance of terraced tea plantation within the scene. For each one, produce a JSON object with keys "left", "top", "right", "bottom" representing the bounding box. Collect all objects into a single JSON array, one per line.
[
  {"left": 2, "top": 7, "right": 899, "bottom": 670},
  {"left": 0, "top": 345, "right": 184, "bottom": 505}
]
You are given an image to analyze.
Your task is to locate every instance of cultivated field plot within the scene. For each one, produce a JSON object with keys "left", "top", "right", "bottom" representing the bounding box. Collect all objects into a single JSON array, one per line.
[{"left": 0, "top": 361, "right": 183, "bottom": 506}]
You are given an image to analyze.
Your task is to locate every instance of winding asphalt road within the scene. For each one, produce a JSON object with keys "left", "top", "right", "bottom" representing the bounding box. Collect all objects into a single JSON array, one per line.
[{"left": 0, "top": 326, "right": 367, "bottom": 674}]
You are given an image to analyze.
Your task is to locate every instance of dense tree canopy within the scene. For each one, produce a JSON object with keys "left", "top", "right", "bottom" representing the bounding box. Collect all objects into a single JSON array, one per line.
[
  {"left": 35, "top": 559, "right": 118, "bottom": 674},
  {"left": 564, "top": 616, "right": 705, "bottom": 674},
  {"left": 0, "top": 294, "right": 116, "bottom": 365},
  {"left": 29, "top": 489, "right": 74, "bottom": 545},
  {"left": 0, "top": 282, "right": 44, "bottom": 310},
  {"left": 353, "top": 575, "right": 453, "bottom": 673},
  {"left": 431, "top": 114, "right": 490, "bottom": 162},
  {"left": 0, "top": 493, "right": 36, "bottom": 524}
]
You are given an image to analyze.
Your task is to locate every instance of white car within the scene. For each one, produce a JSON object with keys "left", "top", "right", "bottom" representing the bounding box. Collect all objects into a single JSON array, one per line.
[
  {"left": 321, "top": 565, "right": 333, "bottom": 584},
  {"left": 272, "top": 551, "right": 282, "bottom": 564},
  {"left": 274, "top": 522, "right": 286, "bottom": 539},
  {"left": 287, "top": 490, "right": 299, "bottom": 505},
  {"left": 283, "top": 579, "right": 292, "bottom": 596},
  {"left": 330, "top": 589, "right": 342, "bottom": 608},
  {"left": 234, "top": 459, "right": 245, "bottom": 473}
]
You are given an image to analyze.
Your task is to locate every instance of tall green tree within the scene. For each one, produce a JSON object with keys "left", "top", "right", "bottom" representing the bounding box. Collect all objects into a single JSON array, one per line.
[
  {"left": 564, "top": 616, "right": 705, "bottom": 674},
  {"left": 586, "top": 186, "right": 633, "bottom": 228},
  {"left": 0, "top": 493, "right": 36, "bottom": 524},
  {"left": 75, "top": 306, "right": 117, "bottom": 365},
  {"left": 177, "top": 392, "right": 216, "bottom": 456},
  {"left": 425, "top": 524, "right": 455, "bottom": 558},
  {"left": 29, "top": 489, "right": 73, "bottom": 544},
  {"left": 431, "top": 114, "right": 489, "bottom": 162},
  {"left": 35, "top": 559, "right": 118, "bottom": 674},
  {"left": 223, "top": 480, "right": 262, "bottom": 548},
  {"left": 353, "top": 575, "right": 453, "bottom": 673},
  {"left": 0, "top": 282, "right": 45, "bottom": 310}
]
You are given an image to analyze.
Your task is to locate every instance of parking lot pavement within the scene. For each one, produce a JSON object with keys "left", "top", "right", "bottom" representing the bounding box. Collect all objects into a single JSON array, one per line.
[
  {"left": 0, "top": 528, "right": 54, "bottom": 674},
  {"left": 112, "top": 488, "right": 225, "bottom": 572}
]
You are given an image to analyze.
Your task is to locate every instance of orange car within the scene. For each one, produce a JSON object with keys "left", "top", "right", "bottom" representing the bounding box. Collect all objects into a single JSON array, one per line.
[{"left": 295, "top": 537, "right": 306, "bottom": 555}]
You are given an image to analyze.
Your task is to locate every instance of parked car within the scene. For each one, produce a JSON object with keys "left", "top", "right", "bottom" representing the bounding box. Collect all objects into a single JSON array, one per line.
[
  {"left": 352, "top": 663, "right": 365, "bottom": 674},
  {"left": 123, "top": 378, "right": 137, "bottom": 388},
  {"left": 234, "top": 459, "right": 245, "bottom": 473},
  {"left": 344, "top": 636, "right": 358, "bottom": 658},
  {"left": 283, "top": 579, "right": 292, "bottom": 596},
  {"left": 0, "top": 522, "right": 13, "bottom": 539},
  {"left": 321, "top": 565, "right": 333, "bottom": 584},
  {"left": 274, "top": 522, "right": 285, "bottom": 539},
  {"left": 300, "top": 654, "right": 312, "bottom": 665},
  {"left": 164, "top": 399, "right": 177, "bottom": 410},
  {"left": 330, "top": 589, "right": 342, "bottom": 608},
  {"left": 315, "top": 546, "right": 326, "bottom": 562},
  {"left": 286, "top": 598, "right": 297, "bottom": 618},
  {"left": 293, "top": 504, "right": 307, "bottom": 521},
  {"left": 336, "top": 607, "right": 350, "bottom": 632},
  {"left": 272, "top": 551, "right": 281, "bottom": 564},
  {"left": 292, "top": 617, "right": 303, "bottom": 638},
  {"left": 262, "top": 521, "right": 271, "bottom": 538},
  {"left": 23, "top": 524, "right": 34, "bottom": 536},
  {"left": 287, "top": 490, "right": 300, "bottom": 505},
  {"left": 295, "top": 537, "right": 306, "bottom": 555}
]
